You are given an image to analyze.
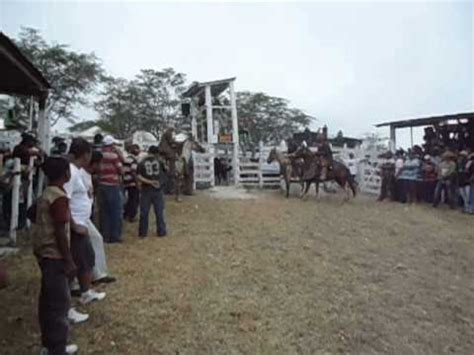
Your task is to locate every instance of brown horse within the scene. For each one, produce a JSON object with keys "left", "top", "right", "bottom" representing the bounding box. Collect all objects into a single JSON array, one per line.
[
  {"left": 267, "top": 148, "right": 304, "bottom": 198},
  {"left": 173, "top": 136, "right": 206, "bottom": 201},
  {"left": 294, "top": 146, "right": 357, "bottom": 200}
]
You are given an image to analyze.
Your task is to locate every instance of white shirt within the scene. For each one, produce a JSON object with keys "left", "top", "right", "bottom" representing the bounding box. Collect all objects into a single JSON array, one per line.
[
  {"left": 344, "top": 158, "right": 358, "bottom": 175},
  {"left": 64, "top": 163, "right": 92, "bottom": 226},
  {"left": 395, "top": 158, "right": 404, "bottom": 175}
]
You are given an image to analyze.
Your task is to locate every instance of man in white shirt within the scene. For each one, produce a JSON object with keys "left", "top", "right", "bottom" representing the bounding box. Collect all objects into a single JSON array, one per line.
[
  {"left": 65, "top": 138, "right": 106, "bottom": 310},
  {"left": 344, "top": 153, "right": 359, "bottom": 183}
]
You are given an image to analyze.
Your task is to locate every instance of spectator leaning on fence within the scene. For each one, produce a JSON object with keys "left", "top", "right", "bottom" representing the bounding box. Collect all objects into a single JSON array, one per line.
[
  {"left": 432, "top": 151, "right": 457, "bottom": 208},
  {"left": 398, "top": 150, "right": 421, "bottom": 203},
  {"left": 378, "top": 151, "right": 396, "bottom": 201},
  {"left": 457, "top": 150, "right": 471, "bottom": 213},
  {"left": 29, "top": 157, "right": 79, "bottom": 355},
  {"left": 466, "top": 152, "right": 474, "bottom": 214},
  {"left": 420, "top": 155, "right": 438, "bottom": 203},
  {"left": 98, "top": 135, "right": 124, "bottom": 243}
]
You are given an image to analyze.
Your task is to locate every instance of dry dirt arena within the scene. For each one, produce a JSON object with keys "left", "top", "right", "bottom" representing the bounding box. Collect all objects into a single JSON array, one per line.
[{"left": 1, "top": 187, "right": 474, "bottom": 354}]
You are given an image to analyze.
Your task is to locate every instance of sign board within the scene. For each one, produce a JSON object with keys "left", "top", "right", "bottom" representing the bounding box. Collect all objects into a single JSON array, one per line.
[{"left": 218, "top": 134, "right": 233, "bottom": 143}]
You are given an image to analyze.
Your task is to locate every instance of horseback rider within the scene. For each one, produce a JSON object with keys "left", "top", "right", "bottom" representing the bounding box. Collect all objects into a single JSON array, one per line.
[{"left": 318, "top": 128, "right": 333, "bottom": 181}]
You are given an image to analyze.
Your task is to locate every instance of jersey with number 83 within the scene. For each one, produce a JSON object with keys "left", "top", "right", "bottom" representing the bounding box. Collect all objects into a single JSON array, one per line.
[{"left": 138, "top": 156, "right": 162, "bottom": 185}]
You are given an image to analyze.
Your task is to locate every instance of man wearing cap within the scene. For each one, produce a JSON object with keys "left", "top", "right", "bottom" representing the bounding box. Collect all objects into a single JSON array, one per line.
[{"left": 97, "top": 135, "right": 124, "bottom": 243}]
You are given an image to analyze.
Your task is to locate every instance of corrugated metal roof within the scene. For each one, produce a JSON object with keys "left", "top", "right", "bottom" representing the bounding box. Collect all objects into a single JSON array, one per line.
[
  {"left": 182, "top": 77, "right": 236, "bottom": 99},
  {"left": 375, "top": 112, "right": 474, "bottom": 128}
]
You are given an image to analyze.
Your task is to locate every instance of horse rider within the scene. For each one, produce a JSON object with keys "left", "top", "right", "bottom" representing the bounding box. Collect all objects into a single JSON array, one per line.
[{"left": 318, "top": 134, "right": 333, "bottom": 181}]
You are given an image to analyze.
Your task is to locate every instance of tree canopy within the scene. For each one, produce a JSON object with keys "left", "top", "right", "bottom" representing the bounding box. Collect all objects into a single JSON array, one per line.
[
  {"left": 15, "top": 27, "right": 103, "bottom": 126},
  {"left": 71, "top": 68, "right": 187, "bottom": 139},
  {"left": 237, "top": 92, "right": 313, "bottom": 144},
  {"left": 10, "top": 29, "right": 314, "bottom": 141}
]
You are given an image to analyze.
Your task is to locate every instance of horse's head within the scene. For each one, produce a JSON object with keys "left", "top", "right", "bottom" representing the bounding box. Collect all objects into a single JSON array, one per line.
[
  {"left": 186, "top": 136, "right": 206, "bottom": 154},
  {"left": 267, "top": 148, "right": 277, "bottom": 164}
]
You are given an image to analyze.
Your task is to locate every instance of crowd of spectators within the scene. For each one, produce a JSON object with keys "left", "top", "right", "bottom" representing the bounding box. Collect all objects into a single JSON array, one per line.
[{"left": 378, "top": 145, "right": 474, "bottom": 214}]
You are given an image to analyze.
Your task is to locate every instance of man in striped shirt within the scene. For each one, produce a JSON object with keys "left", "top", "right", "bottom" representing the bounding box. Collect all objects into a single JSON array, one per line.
[
  {"left": 97, "top": 135, "right": 124, "bottom": 243},
  {"left": 123, "top": 144, "right": 140, "bottom": 222}
]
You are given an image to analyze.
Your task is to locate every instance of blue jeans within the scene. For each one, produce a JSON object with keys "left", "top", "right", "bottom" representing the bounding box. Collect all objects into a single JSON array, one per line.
[
  {"left": 459, "top": 185, "right": 470, "bottom": 212},
  {"left": 433, "top": 179, "right": 455, "bottom": 208},
  {"left": 98, "top": 184, "right": 123, "bottom": 242},
  {"left": 139, "top": 186, "right": 167, "bottom": 237},
  {"left": 468, "top": 184, "right": 474, "bottom": 214}
]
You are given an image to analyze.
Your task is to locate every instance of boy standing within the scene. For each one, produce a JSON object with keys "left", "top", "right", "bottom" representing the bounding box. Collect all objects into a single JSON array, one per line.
[
  {"left": 31, "top": 157, "right": 78, "bottom": 354},
  {"left": 138, "top": 146, "right": 167, "bottom": 238}
]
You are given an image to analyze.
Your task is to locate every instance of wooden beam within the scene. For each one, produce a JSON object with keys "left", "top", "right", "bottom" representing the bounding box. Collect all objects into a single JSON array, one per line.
[
  {"left": 229, "top": 80, "right": 240, "bottom": 184},
  {"left": 205, "top": 85, "right": 213, "bottom": 144}
]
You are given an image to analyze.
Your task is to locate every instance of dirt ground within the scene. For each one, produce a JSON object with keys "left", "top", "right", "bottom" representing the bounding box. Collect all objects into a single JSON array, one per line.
[{"left": 1, "top": 188, "right": 473, "bottom": 354}]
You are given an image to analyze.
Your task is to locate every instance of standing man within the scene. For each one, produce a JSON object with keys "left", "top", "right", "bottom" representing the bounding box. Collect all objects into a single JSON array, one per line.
[
  {"left": 433, "top": 151, "right": 457, "bottom": 208},
  {"left": 123, "top": 144, "right": 140, "bottom": 222},
  {"left": 138, "top": 146, "right": 167, "bottom": 238},
  {"left": 97, "top": 136, "right": 124, "bottom": 243},
  {"left": 65, "top": 138, "right": 106, "bottom": 305}
]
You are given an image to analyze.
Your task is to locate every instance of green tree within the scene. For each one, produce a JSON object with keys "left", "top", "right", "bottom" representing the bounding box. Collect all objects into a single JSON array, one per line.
[
  {"left": 15, "top": 27, "right": 103, "bottom": 126},
  {"left": 236, "top": 91, "right": 313, "bottom": 144},
  {"left": 71, "top": 68, "right": 187, "bottom": 139}
]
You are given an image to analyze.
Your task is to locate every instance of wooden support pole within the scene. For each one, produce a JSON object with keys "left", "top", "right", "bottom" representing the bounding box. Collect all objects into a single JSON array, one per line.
[
  {"left": 410, "top": 126, "right": 414, "bottom": 148},
  {"left": 9, "top": 158, "right": 21, "bottom": 246},
  {"left": 26, "top": 156, "right": 35, "bottom": 229},
  {"left": 205, "top": 85, "right": 213, "bottom": 144},
  {"left": 229, "top": 80, "right": 240, "bottom": 184},
  {"left": 28, "top": 96, "right": 34, "bottom": 131},
  {"left": 389, "top": 125, "right": 396, "bottom": 152},
  {"left": 36, "top": 98, "right": 48, "bottom": 196}
]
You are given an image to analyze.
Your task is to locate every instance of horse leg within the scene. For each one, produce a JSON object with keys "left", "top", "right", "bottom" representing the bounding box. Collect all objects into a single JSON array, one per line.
[
  {"left": 175, "top": 176, "right": 182, "bottom": 202},
  {"left": 315, "top": 181, "right": 320, "bottom": 198},
  {"left": 301, "top": 180, "right": 311, "bottom": 200},
  {"left": 286, "top": 178, "right": 290, "bottom": 198}
]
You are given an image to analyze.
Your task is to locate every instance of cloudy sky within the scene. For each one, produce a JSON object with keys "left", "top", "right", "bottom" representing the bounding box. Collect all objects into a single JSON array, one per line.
[{"left": 1, "top": 0, "right": 472, "bottom": 146}]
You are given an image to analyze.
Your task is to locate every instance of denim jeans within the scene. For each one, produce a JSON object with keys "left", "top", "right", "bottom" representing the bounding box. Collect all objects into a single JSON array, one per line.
[
  {"left": 139, "top": 185, "right": 167, "bottom": 237},
  {"left": 38, "top": 258, "right": 70, "bottom": 354},
  {"left": 124, "top": 186, "right": 140, "bottom": 221},
  {"left": 468, "top": 184, "right": 474, "bottom": 213},
  {"left": 459, "top": 185, "right": 471, "bottom": 212},
  {"left": 97, "top": 184, "right": 123, "bottom": 242},
  {"left": 433, "top": 179, "right": 455, "bottom": 208}
]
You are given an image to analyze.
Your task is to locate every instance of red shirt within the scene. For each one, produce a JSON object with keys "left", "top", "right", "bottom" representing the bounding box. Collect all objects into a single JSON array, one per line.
[{"left": 98, "top": 146, "right": 122, "bottom": 185}]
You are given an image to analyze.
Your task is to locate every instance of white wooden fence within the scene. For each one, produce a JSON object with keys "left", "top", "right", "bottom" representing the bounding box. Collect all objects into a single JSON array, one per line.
[
  {"left": 191, "top": 141, "right": 385, "bottom": 195},
  {"left": 3, "top": 157, "right": 36, "bottom": 246}
]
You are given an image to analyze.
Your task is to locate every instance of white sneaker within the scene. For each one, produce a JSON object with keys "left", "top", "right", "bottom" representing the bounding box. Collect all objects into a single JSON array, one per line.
[
  {"left": 39, "top": 344, "right": 78, "bottom": 354},
  {"left": 68, "top": 307, "right": 89, "bottom": 324},
  {"left": 66, "top": 344, "right": 79, "bottom": 354},
  {"left": 80, "top": 289, "right": 106, "bottom": 305}
]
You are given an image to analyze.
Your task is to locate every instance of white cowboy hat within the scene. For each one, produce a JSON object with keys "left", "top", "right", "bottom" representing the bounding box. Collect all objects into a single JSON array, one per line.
[{"left": 103, "top": 135, "right": 117, "bottom": 146}]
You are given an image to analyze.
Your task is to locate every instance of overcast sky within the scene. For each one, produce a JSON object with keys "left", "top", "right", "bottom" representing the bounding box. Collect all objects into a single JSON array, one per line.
[{"left": 1, "top": 0, "right": 472, "bottom": 146}]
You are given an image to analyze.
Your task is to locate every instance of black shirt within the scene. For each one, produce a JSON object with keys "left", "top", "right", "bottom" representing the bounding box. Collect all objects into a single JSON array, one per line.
[{"left": 138, "top": 155, "right": 162, "bottom": 187}]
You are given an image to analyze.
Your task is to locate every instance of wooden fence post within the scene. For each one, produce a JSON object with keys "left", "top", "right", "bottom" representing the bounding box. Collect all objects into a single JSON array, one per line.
[
  {"left": 9, "top": 158, "right": 21, "bottom": 246},
  {"left": 209, "top": 145, "right": 215, "bottom": 187}
]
